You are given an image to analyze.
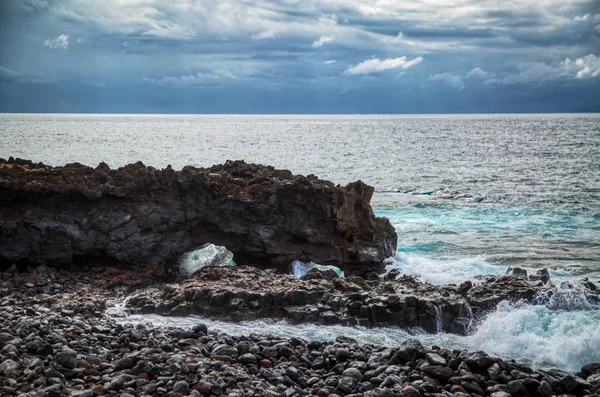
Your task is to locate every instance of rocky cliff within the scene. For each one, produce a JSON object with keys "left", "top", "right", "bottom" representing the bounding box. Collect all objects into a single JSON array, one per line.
[{"left": 0, "top": 157, "right": 397, "bottom": 276}]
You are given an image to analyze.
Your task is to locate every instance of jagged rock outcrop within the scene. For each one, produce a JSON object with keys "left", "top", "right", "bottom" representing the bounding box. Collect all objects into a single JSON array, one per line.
[
  {"left": 0, "top": 157, "right": 397, "bottom": 276},
  {"left": 123, "top": 265, "right": 600, "bottom": 336},
  {"left": 126, "top": 266, "right": 473, "bottom": 335}
]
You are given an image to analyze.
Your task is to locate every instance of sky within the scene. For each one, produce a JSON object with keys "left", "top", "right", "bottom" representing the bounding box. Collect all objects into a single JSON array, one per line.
[{"left": 0, "top": 0, "right": 599, "bottom": 113}]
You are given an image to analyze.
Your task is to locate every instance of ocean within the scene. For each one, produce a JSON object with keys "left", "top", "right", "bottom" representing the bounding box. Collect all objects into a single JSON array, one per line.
[{"left": 1, "top": 113, "right": 599, "bottom": 371}]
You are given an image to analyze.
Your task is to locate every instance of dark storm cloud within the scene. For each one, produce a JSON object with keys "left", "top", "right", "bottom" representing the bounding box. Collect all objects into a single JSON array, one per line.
[{"left": 0, "top": 0, "right": 598, "bottom": 113}]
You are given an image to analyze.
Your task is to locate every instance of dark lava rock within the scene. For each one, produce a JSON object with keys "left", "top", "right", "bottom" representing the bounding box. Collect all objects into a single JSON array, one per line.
[
  {"left": 506, "top": 379, "right": 530, "bottom": 396},
  {"left": 423, "top": 365, "right": 453, "bottom": 381},
  {"left": 55, "top": 349, "right": 78, "bottom": 369},
  {"left": 0, "top": 158, "right": 397, "bottom": 277},
  {"left": 335, "top": 348, "right": 351, "bottom": 362}
]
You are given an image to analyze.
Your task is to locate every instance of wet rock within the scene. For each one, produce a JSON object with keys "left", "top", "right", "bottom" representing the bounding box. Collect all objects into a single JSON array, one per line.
[
  {"left": 342, "top": 368, "right": 363, "bottom": 383},
  {"left": 335, "top": 348, "right": 351, "bottom": 362},
  {"left": 425, "top": 352, "right": 447, "bottom": 366},
  {"left": 238, "top": 353, "right": 257, "bottom": 365},
  {"left": 506, "top": 267, "right": 528, "bottom": 279},
  {"left": 582, "top": 363, "right": 600, "bottom": 376},
  {"left": 506, "top": 379, "right": 530, "bottom": 396},
  {"left": 561, "top": 375, "right": 578, "bottom": 392}
]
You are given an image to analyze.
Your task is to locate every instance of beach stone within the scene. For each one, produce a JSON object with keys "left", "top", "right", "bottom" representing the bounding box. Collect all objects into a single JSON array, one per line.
[
  {"left": 193, "top": 323, "right": 208, "bottom": 334},
  {"left": 0, "top": 359, "right": 18, "bottom": 374},
  {"left": 490, "top": 392, "right": 511, "bottom": 397},
  {"left": 0, "top": 333, "right": 14, "bottom": 348},
  {"left": 114, "top": 357, "right": 134, "bottom": 371},
  {"left": 342, "top": 368, "right": 363, "bottom": 383},
  {"left": 561, "top": 375, "right": 578, "bottom": 392},
  {"left": 462, "top": 381, "right": 485, "bottom": 395},
  {"left": 239, "top": 353, "right": 258, "bottom": 365},
  {"left": 423, "top": 365, "right": 453, "bottom": 381},
  {"left": 194, "top": 382, "right": 213, "bottom": 397},
  {"left": 173, "top": 381, "right": 190, "bottom": 394},
  {"left": 92, "top": 384, "right": 105, "bottom": 396},
  {"left": 487, "top": 363, "right": 501, "bottom": 380},
  {"left": 372, "top": 388, "right": 396, "bottom": 397},
  {"left": 307, "top": 341, "right": 322, "bottom": 350},
  {"left": 212, "top": 344, "right": 238, "bottom": 357},
  {"left": 537, "top": 380, "right": 553, "bottom": 397},
  {"left": 260, "top": 359, "right": 272, "bottom": 368},
  {"left": 582, "top": 363, "right": 600, "bottom": 376},
  {"left": 108, "top": 374, "right": 135, "bottom": 390},
  {"left": 55, "top": 350, "right": 78, "bottom": 369},
  {"left": 425, "top": 352, "right": 447, "bottom": 366},
  {"left": 506, "top": 380, "right": 530, "bottom": 396},
  {"left": 71, "top": 391, "right": 94, "bottom": 397},
  {"left": 334, "top": 348, "right": 350, "bottom": 362},
  {"left": 391, "top": 339, "right": 424, "bottom": 363},
  {"left": 36, "top": 343, "right": 54, "bottom": 356},
  {"left": 401, "top": 385, "right": 421, "bottom": 397}
]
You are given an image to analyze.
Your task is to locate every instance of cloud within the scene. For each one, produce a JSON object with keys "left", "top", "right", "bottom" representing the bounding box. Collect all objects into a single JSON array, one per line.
[
  {"left": 142, "top": 69, "right": 237, "bottom": 86},
  {"left": 574, "top": 14, "right": 589, "bottom": 21},
  {"left": 312, "top": 36, "right": 334, "bottom": 48},
  {"left": 344, "top": 56, "right": 423, "bottom": 75},
  {"left": 430, "top": 73, "right": 465, "bottom": 90},
  {"left": 43, "top": 34, "right": 69, "bottom": 49},
  {"left": 324, "top": 60, "right": 337, "bottom": 64},
  {"left": 486, "top": 54, "right": 600, "bottom": 85},
  {"left": 465, "top": 67, "right": 488, "bottom": 80},
  {"left": 252, "top": 29, "right": 279, "bottom": 40},
  {"left": 20, "top": 0, "right": 48, "bottom": 13},
  {"left": 563, "top": 54, "right": 600, "bottom": 79},
  {"left": 0, "top": 66, "right": 22, "bottom": 82}
]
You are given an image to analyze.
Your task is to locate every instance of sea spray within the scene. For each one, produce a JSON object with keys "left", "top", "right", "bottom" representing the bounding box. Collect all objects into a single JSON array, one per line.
[
  {"left": 466, "top": 300, "right": 600, "bottom": 371},
  {"left": 383, "top": 252, "right": 579, "bottom": 286},
  {"left": 382, "top": 252, "right": 506, "bottom": 285}
]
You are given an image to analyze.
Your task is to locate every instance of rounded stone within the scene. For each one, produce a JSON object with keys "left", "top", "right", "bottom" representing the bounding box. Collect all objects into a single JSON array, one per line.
[
  {"left": 173, "top": 381, "right": 190, "bottom": 394},
  {"left": 239, "top": 353, "right": 258, "bottom": 365},
  {"left": 334, "top": 348, "right": 350, "bottom": 362},
  {"left": 342, "top": 368, "right": 363, "bottom": 383}
]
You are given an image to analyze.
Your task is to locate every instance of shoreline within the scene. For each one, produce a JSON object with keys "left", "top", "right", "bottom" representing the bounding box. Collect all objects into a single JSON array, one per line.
[
  {"left": 1, "top": 264, "right": 599, "bottom": 396},
  {"left": 1, "top": 157, "right": 599, "bottom": 396}
]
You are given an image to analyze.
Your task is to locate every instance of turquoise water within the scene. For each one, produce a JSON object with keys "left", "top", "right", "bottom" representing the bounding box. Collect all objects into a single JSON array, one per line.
[{"left": 375, "top": 203, "right": 600, "bottom": 284}]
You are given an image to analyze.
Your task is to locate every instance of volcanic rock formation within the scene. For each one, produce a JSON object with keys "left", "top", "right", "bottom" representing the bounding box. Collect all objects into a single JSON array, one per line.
[{"left": 0, "top": 157, "right": 397, "bottom": 277}]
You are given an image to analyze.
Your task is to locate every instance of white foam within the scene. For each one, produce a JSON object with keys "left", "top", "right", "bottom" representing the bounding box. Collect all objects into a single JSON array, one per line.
[
  {"left": 383, "top": 252, "right": 506, "bottom": 285},
  {"left": 466, "top": 300, "right": 600, "bottom": 371},
  {"left": 383, "top": 252, "right": 580, "bottom": 286},
  {"left": 117, "top": 295, "right": 600, "bottom": 372}
]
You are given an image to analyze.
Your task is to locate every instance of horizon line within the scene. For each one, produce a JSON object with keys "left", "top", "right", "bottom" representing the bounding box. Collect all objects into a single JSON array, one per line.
[{"left": 1, "top": 111, "right": 599, "bottom": 116}]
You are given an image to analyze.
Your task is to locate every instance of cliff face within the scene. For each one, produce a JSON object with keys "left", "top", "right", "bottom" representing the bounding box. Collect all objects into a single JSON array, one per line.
[{"left": 0, "top": 158, "right": 397, "bottom": 277}]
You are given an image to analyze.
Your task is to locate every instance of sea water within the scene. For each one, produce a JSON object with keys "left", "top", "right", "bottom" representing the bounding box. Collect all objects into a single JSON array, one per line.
[{"left": 2, "top": 113, "right": 599, "bottom": 371}]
